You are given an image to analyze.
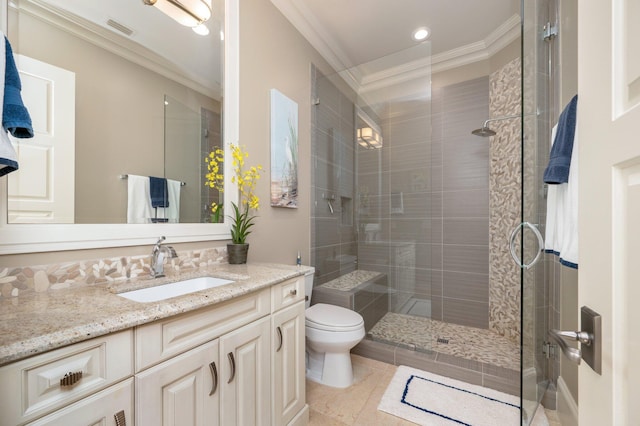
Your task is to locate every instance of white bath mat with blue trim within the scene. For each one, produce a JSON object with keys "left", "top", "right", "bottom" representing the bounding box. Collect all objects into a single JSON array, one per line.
[{"left": 378, "top": 366, "right": 549, "bottom": 425}]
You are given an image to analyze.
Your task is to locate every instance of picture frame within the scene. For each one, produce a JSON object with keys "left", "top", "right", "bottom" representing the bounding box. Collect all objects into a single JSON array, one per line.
[{"left": 270, "top": 89, "right": 298, "bottom": 208}]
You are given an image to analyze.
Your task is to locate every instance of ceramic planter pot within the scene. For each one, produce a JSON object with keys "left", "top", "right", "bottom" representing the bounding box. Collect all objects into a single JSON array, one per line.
[{"left": 227, "top": 243, "right": 249, "bottom": 264}]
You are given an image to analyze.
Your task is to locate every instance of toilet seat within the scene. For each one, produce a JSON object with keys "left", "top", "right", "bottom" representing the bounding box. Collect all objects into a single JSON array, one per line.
[{"left": 305, "top": 303, "right": 364, "bottom": 332}]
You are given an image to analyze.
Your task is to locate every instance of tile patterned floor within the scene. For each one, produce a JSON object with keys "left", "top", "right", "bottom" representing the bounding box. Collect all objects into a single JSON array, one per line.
[
  {"left": 307, "top": 354, "right": 417, "bottom": 425},
  {"left": 368, "top": 312, "right": 520, "bottom": 371},
  {"left": 307, "top": 355, "right": 562, "bottom": 425}
]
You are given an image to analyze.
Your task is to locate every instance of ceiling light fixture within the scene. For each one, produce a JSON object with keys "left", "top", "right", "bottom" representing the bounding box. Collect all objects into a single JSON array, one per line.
[
  {"left": 357, "top": 127, "right": 383, "bottom": 149},
  {"left": 192, "top": 23, "right": 210, "bottom": 36},
  {"left": 412, "top": 26, "right": 430, "bottom": 41},
  {"left": 143, "top": 0, "right": 212, "bottom": 28}
]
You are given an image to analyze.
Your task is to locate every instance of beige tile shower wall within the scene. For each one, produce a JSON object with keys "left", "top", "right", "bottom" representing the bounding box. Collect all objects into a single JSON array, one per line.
[
  {"left": 488, "top": 57, "right": 522, "bottom": 342},
  {"left": 310, "top": 66, "right": 357, "bottom": 285},
  {"left": 432, "top": 77, "right": 491, "bottom": 328}
]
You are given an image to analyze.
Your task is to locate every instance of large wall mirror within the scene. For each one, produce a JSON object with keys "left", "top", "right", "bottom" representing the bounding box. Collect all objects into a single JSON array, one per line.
[{"left": 0, "top": 0, "right": 239, "bottom": 253}]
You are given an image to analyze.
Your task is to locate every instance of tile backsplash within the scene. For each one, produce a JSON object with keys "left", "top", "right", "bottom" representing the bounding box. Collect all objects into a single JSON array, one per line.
[{"left": 0, "top": 246, "right": 228, "bottom": 299}]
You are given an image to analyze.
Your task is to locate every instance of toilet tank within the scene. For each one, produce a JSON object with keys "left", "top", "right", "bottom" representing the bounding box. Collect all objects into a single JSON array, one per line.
[{"left": 304, "top": 267, "right": 315, "bottom": 309}]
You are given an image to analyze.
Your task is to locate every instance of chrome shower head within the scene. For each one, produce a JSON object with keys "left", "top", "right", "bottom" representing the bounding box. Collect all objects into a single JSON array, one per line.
[
  {"left": 471, "top": 126, "right": 496, "bottom": 137},
  {"left": 471, "top": 114, "right": 522, "bottom": 137}
]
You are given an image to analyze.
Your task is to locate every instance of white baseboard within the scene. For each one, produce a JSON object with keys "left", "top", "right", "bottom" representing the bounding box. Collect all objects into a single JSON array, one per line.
[{"left": 557, "top": 377, "right": 579, "bottom": 426}]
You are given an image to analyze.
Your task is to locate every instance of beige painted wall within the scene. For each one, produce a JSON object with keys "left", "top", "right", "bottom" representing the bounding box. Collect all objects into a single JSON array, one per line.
[
  {"left": 12, "top": 10, "right": 218, "bottom": 224},
  {"left": 3, "top": 1, "right": 523, "bottom": 277},
  {"left": 237, "top": 0, "right": 334, "bottom": 266},
  {"left": 1, "top": 0, "right": 332, "bottom": 268}
]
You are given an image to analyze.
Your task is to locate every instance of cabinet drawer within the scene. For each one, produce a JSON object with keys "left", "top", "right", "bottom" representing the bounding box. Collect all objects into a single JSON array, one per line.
[
  {"left": 26, "top": 378, "right": 134, "bottom": 426},
  {"left": 0, "top": 330, "right": 134, "bottom": 426},
  {"left": 271, "top": 277, "right": 304, "bottom": 312},
  {"left": 136, "top": 288, "right": 270, "bottom": 371}
]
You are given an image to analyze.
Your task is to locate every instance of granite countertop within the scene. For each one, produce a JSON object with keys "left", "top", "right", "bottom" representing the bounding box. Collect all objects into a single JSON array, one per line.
[{"left": 0, "top": 263, "right": 313, "bottom": 367}]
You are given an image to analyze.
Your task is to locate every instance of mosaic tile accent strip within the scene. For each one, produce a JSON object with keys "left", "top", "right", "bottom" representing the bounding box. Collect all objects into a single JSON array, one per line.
[
  {"left": 319, "top": 270, "right": 384, "bottom": 291},
  {"left": 488, "top": 57, "right": 522, "bottom": 343},
  {"left": 368, "top": 312, "right": 520, "bottom": 371},
  {"left": 0, "top": 246, "right": 228, "bottom": 299}
]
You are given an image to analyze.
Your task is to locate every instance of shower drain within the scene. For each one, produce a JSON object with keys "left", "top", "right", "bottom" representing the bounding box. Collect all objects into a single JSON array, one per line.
[{"left": 437, "top": 337, "right": 450, "bottom": 344}]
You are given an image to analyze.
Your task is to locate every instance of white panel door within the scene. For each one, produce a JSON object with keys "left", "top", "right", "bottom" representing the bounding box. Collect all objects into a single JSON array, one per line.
[
  {"left": 579, "top": 0, "right": 640, "bottom": 423},
  {"left": 272, "top": 302, "right": 305, "bottom": 426},
  {"left": 136, "top": 339, "right": 220, "bottom": 426},
  {"left": 220, "top": 316, "right": 271, "bottom": 426},
  {"left": 7, "top": 55, "right": 75, "bottom": 223}
]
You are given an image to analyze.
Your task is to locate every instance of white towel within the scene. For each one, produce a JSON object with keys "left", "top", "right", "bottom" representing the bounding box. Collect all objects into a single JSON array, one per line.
[
  {"left": 127, "top": 174, "right": 153, "bottom": 223},
  {"left": 544, "top": 125, "right": 578, "bottom": 268},
  {"left": 155, "top": 179, "right": 181, "bottom": 223},
  {"left": 0, "top": 32, "right": 18, "bottom": 177}
]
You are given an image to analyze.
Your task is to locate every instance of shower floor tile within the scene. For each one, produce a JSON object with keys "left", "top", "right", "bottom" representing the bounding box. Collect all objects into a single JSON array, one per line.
[{"left": 368, "top": 312, "right": 520, "bottom": 371}]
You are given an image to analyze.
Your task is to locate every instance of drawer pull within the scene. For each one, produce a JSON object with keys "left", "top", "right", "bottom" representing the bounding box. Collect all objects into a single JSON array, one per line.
[
  {"left": 276, "top": 326, "right": 283, "bottom": 352},
  {"left": 289, "top": 289, "right": 297, "bottom": 296},
  {"left": 114, "top": 410, "right": 127, "bottom": 426},
  {"left": 209, "top": 361, "right": 218, "bottom": 396},
  {"left": 227, "top": 352, "right": 236, "bottom": 384},
  {"left": 60, "top": 371, "right": 83, "bottom": 387}
]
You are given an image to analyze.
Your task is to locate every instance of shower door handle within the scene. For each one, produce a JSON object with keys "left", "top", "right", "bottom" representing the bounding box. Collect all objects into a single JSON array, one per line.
[{"left": 508, "top": 222, "right": 544, "bottom": 269}]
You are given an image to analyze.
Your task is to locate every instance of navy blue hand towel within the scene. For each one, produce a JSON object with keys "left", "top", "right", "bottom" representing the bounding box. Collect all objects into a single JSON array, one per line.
[
  {"left": 543, "top": 95, "right": 578, "bottom": 184},
  {"left": 149, "top": 176, "right": 169, "bottom": 208},
  {"left": 3, "top": 37, "right": 33, "bottom": 139}
]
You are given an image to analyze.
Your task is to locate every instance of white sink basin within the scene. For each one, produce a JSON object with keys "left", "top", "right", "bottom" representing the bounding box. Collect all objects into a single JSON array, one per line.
[{"left": 118, "top": 277, "right": 234, "bottom": 303}]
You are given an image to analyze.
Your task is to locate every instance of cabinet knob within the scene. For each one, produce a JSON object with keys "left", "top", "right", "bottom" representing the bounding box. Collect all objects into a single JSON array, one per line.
[{"left": 289, "top": 289, "right": 297, "bottom": 296}]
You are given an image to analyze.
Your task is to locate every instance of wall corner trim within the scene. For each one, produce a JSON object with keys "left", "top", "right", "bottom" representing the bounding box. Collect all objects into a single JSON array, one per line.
[{"left": 557, "top": 376, "right": 579, "bottom": 426}]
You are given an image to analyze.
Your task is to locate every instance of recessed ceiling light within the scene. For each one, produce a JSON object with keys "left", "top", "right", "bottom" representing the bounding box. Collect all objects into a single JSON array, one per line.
[{"left": 412, "top": 26, "right": 430, "bottom": 41}]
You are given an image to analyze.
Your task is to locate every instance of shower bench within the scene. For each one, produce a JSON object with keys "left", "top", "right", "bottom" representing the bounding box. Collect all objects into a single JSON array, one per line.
[{"left": 311, "top": 270, "right": 388, "bottom": 332}]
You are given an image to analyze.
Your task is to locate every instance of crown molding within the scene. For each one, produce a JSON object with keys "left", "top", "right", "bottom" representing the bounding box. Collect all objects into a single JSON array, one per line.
[
  {"left": 271, "top": 0, "right": 521, "bottom": 95},
  {"left": 270, "top": 0, "right": 353, "bottom": 74},
  {"left": 361, "top": 13, "right": 521, "bottom": 91}
]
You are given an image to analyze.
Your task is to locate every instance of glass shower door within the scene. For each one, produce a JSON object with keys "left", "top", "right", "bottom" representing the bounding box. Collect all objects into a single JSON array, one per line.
[{"left": 520, "top": 0, "right": 555, "bottom": 422}]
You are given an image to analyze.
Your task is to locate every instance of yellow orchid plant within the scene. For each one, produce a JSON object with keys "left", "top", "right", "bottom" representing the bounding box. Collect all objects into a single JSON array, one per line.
[
  {"left": 205, "top": 147, "right": 225, "bottom": 223},
  {"left": 205, "top": 144, "right": 263, "bottom": 244}
]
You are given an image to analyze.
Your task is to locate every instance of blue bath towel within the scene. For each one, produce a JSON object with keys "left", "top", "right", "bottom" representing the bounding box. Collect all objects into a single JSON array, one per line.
[
  {"left": 543, "top": 95, "right": 578, "bottom": 184},
  {"left": 3, "top": 37, "right": 33, "bottom": 139},
  {"left": 149, "top": 176, "right": 169, "bottom": 208}
]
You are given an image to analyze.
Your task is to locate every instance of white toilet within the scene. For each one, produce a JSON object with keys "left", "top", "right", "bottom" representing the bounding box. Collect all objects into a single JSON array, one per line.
[{"left": 304, "top": 268, "right": 365, "bottom": 388}]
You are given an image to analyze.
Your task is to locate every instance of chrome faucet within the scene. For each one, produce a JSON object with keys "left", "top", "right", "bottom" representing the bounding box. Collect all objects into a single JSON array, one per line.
[{"left": 151, "top": 236, "right": 177, "bottom": 278}]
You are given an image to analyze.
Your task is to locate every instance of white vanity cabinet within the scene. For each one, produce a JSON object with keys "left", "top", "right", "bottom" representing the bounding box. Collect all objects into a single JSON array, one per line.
[
  {"left": 271, "top": 277, "right": 307, "bottom": 426},
  {"left": 0, "top": 330, "right": 134, "bottom": 426},
  {"left": 134, "top": 276, "right": 308, "bottom": 426},
  {"left": 219, "top": 316, "right": 271, "bottom": 425},
  {"left": 272, "top": 302, "right": 306, "bottom": 425},
  {"left": 136, "top": 339, "right": 220, "bottom": 426},
  {"left": 0, "top": 274, "right": 309, "bottom": 426}
]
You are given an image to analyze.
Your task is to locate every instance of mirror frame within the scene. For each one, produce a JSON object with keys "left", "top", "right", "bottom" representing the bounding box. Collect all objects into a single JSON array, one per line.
[{"left": 0, "top": 0, "right": 239, "bottom": 254}]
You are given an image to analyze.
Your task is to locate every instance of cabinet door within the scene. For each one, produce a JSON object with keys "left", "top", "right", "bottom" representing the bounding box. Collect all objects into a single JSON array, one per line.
[
  {"left": 272, "top": 302, "right": 306, "bottom": 426},
  {"left": 26, "top": 378, "right": 134, "bottom": 426},
  {"left": 219, "top": 316, "right": 271, "bottom": 426},
  {"left": 136, "top": 339, "right": 220, "bottom": 426}
]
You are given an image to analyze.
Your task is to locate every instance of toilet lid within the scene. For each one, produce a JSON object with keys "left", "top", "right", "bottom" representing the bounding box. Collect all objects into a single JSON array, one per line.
[{"left": 305, "top": 303, "right": 364, "bottom": 331}]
